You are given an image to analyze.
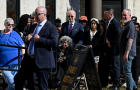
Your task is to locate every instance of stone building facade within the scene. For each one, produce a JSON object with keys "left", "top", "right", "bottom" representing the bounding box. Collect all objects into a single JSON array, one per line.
[{"left": 0, "top": 0, "right": 140, "bottom": 30}]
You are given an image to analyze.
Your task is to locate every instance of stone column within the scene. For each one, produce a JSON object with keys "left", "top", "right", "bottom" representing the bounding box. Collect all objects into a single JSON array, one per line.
[
  {"left": 20, "top": 0, "right": 45, "bottom": 16},
  {"left": 0, "top": 0, "right": 6, "bottom": 30},
  {"left": 90, "top": 0, "right": 102, "bottom": 20}
]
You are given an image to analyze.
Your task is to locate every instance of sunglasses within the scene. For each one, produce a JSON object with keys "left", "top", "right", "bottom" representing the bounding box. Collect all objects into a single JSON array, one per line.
[
  {"left": 7, "top": 24, "right": 14, "bottom": 27},
  {"left": 35, "top": 12, "right": 44, "bottom": 16},
  {"left": 68, "top": 16, "right": 74, "bottom": 18},
  {"left": 80, "top": 20, "right": 87, "bottom": 23}
]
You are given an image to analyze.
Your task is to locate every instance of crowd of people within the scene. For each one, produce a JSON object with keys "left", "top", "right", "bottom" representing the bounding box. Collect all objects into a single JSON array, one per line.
[{"left": 0, "top": 6, "right": 140, "bottom": 90}]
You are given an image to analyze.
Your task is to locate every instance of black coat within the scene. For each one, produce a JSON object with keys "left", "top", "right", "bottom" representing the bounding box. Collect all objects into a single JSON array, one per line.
[
  {"left": 83, "top": 29, "right": 101, "bottom": 56},
  {"left": 105, "top": 18, "right": 121, "bottom": 55}
]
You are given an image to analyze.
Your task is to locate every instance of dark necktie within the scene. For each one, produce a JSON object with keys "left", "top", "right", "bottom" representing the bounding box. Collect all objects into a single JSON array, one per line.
[{"left": 69, "top": 23, "right": 73, "bottom": 36}]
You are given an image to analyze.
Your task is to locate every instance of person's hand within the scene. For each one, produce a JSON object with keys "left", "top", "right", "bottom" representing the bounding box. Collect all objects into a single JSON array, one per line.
[
  {"left": 58, "top": 57, "right": 64, "bottom": 63},
  {"left": 123, "top": 53, "right": 128, "bottom": 62},
  {"left": 107, "top": 41, "right": 111, "bottom": 48},
  {"left": 89, "top": 45, "right": 93, "bottom": 48},
  {"left": 34, "top": 34, "right": 40, "bottom": 42},
  {"left": 26, "top": 33, "right": 33, "bottom": 41},
  {"left": 58, "top": 56, "right": 66, "bottom": 63}
]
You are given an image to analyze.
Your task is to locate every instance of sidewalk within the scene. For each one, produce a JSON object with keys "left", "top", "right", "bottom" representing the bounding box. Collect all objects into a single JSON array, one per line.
[{"left": 102, "top": 79, "right": 140, "bottom": 90}]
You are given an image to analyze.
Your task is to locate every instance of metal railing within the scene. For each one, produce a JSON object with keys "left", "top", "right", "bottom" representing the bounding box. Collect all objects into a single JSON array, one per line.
[{"left": 0, "top": 44, "right": 26, "bottom": 71}]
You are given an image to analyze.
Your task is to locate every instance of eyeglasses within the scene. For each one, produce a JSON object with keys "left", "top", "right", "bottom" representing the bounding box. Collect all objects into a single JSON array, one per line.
[
  {"left": 35, "top": 12, "right": 44, "bottom": 16},
  {"left": 136, "top": 27, "right": 139, "bottom": 29},
  {"left": 7, "top": 24, "right": 14, "bottom": 27},
  {"left": 68, "top": 16, "right": 74, "bottom": 18}
]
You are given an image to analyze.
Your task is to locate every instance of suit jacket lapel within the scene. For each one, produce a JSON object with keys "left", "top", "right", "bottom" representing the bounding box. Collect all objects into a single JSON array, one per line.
[
  {"left": 107, "top": 18, "right": 114, "bottom": 30},
  {"left": 72, "top": 21, "right": 77, "bottom": 30},
  {"left": 66, "top": 22, "right": 69, "bottom": 33},
  {"left": 38, "top": 21, "right": 48, "bottom": 35}
]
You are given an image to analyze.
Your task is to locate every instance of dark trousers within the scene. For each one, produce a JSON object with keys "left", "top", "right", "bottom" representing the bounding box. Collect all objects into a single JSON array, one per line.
[
  {"left": 32, "top": 62, "right": 49, "bottom": 90},
  {"left": 15, "top": 54, "right": 34, "bottom": 90},
  {"left": 112, "top": 55, "right": 120, "bottom": 87},
  {"left": 132, "top": 46, "right": 140, "bottom": 85},
  {"left": 99, "top": 51, "right": 120, "bottom": 87},
  {"left": 98, "top": 55, "right": 109, "bottom": 87},
  {"left": 15, "top": 54, "right": 49, "bottom": 90}
]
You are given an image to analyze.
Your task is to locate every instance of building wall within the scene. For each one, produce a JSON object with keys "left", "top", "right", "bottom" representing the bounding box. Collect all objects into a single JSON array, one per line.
[
  {"left": 56, "top": 0, "right": 80, "bottom": 23},
  {"left": 56, "top": 0, "right": 71, "bottom": 23},
  {"left": 1, "top": 0, "right": 140, "bottom": 30},
  {"left": 124, "top": 0, "right": 140, "bottom": 22},
  {"left": 134, "top": 0, "right": 140, "bottom": 23},
  {"left": 0, "top": 0, "right": 6, "bottom": 30},
  {"left": 103, "top": 1, "right": 121, "bottom": 20},
  {"left": 20, "top": 0, "right": 45, "bottom": 16},
  {"left": 0, "top": 0, "right": 45, "bottom": 30}
]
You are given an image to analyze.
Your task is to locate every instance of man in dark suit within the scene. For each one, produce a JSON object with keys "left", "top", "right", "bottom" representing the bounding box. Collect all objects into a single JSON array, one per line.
[
  {"left": 26, "top": 6, "right": 57, "bottom": 90},
  {"left": 103, "top": 8, "right": 121, "bottom": 90},
  {"left": 60, "top": 10, "right": 84, "bottom": 45}
]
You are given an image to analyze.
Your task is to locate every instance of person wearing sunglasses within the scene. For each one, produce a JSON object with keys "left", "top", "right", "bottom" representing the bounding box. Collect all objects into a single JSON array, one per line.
[
  {"left": 79, "top": 16, "right": 88, "bottom": 27},
  {"left": 79, "top": 16, "right": 90, "bottom": 33},
  {"left": 0, "top": 18, "right": 25, "bottom": 90},
  {"left": 16, "top": 6, "right": 58, "bottom": 90},
  {"left": 59, "top": 10, "right": 84, "bottom": 45}
]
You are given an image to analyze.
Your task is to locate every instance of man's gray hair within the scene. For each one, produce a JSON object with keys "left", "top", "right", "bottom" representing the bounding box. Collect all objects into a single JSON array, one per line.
[
  {"left": 36, "top": 6, "right": 47, "bottom": 14},
  {"left": 105, "top": 8, "right": 114, "bottom": 15},
  {"left": 60, "top": 36, "right": 72, "bottom": 46},
  {"left": 123, "top": 9, "right": 131, "bottom": 15},
  {"left": 4, "top": 18, "right": 14, "bottom": 24},
  {"left": 67, "top": 10, "right": 76, "bottom": 17}
]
